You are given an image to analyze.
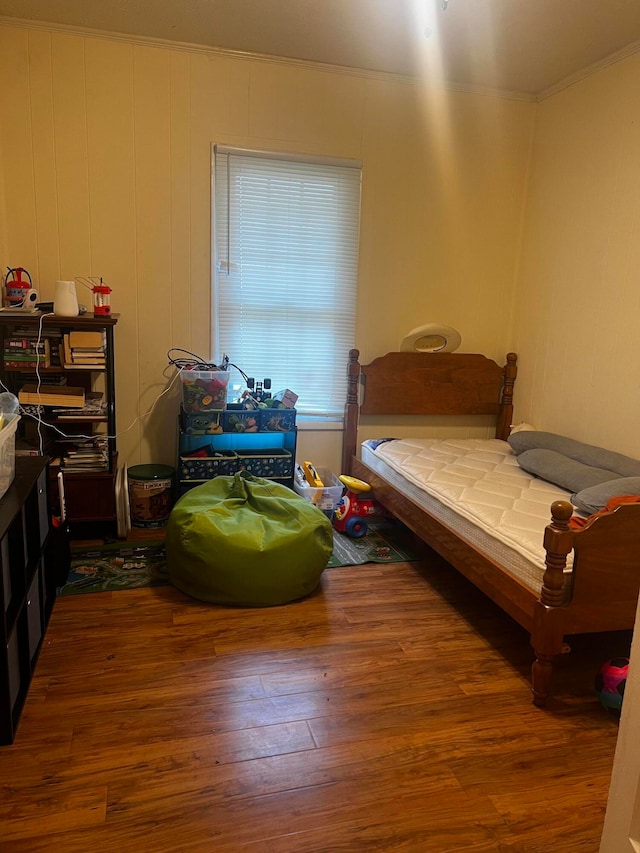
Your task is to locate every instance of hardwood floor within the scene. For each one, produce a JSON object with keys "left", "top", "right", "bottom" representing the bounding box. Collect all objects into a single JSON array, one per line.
[{"left": 0, "top": 542, "right": 625, "bottom": 852}]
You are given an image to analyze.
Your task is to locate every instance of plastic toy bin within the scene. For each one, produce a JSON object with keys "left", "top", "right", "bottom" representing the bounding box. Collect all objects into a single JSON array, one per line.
[
  {"left": 180, "top": 369, "right": 230, "bottom": 413},
  {"left": 294, "top": 467, "right": 344, "bottom": 512},
  {"left": 180, "top": 450, "right": 239, "bottom": 481},
  {"left": 180, "top": 406, "right": 223, "bottom": 435},
  {"left": 258, "top": 408, "right": 296, "bottom": 432},
  {"left": 221, "top": 407, "right": 297, "bottom": 433},
  {"left": 0, "top": 414, "right": 19, "bottom": 501},
  {"left": 236, "top": 448, "right": 293, "bottom": 479}
]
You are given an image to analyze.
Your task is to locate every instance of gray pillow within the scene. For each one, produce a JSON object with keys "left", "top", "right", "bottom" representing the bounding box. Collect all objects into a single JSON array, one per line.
[
  {"left": 516, "top": 448, "right": 623, "bottom": 493},
  {"left": 571, "top": 477, "right": 640, "bottom": 515},
  {"left": 508, "top": 431, "right": 640, "bottom": 478}
]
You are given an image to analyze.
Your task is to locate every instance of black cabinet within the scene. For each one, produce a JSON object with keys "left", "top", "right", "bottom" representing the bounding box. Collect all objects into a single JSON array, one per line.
[{"left": 0, "top": 457, "right": 54, "bottom": 745}]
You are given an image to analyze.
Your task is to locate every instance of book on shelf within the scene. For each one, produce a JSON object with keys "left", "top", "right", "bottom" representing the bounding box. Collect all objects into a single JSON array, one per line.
[
  {"left": 58, "top": 435, "right": 110, "bottom": 472},
  {"left": 65, "top": 362, "right": 106, "bottom": 369},
  {"left": 71, "top": 356, "right": 106, "bottom": 366},
  {"left": 5, "top": 338, "right": 49, "bottom": 352},
  {"left": 3, "top": 337, "right": 51, "bottom": 368},
  {"left": 14, "top": 372, "right": 67, "bottom": 386},
  {"left": 52, "top": 391, "right": 106, "bottom": 418},
  {"left": 48, "top": 340, "right": 63, "bottom": 367},
  {"left": 68, "top": 330, "right": 105, "bottom": 350},
  {"left": 63, "top": 332, "right": 106, "bottom": 368},
  {"left": 18, "top": 384, "right": 85, "bottom": 408},
  {"left": 9, "top": 323, "right": 63, "bottom": 337},
  {"left": 4, "top": 360, "right": 51, "bottom": 369},
  {"left": 62, "top": 334, "right": 72, "bottom": 367},
  {"left": 61, "top": 459, "right": 109, "bottom": 472}
]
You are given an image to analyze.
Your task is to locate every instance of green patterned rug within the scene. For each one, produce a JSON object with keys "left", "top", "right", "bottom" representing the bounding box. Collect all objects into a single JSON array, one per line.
[
  {"left": 60, "top": 523, "right": 420, "bottom": 596},
  {"left": 60, "top": 542, "right": 169, "bottom": 595},
  {"left": 327, "top": 522, "right": 419, "bottom": 569}
]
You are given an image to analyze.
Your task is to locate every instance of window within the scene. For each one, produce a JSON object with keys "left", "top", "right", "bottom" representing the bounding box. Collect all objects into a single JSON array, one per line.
[{"left": 212, "top": 146, "right": 362, "bottom": 419}]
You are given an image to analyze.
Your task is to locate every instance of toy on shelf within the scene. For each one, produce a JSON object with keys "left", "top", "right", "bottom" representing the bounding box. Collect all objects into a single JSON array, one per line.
[
  {"left": 333, "top": 474, "right": 382, "bottom": 538},
  {"left": 3, "top": 267, "right": 33, "bottom": 308}
]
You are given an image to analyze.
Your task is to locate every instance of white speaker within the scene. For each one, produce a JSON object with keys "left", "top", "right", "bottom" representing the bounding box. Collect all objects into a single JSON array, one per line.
[
  {"left": 23, "top": 288, "right": 39, "bottom": 308},
  {"left": 53, "top": 280, "right": 79, "bottom": 317}
]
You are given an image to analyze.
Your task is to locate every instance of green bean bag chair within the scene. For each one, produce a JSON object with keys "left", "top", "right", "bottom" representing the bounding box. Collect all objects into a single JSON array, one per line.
[{"left": 166, "top": 471, "right": 333, "bottom": 605}]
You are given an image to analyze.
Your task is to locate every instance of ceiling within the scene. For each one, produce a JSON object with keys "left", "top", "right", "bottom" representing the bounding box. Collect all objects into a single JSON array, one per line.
[{"left": 2, "top": 0, "right": 640, "bottom": 98}]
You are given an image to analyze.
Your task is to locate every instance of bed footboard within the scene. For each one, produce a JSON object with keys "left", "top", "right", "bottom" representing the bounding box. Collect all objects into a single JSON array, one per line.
[
  {"left": 532, "top": 500, "right": 640, "bottom": 705},
  {"left": 531, "top": 501, "right": 574, "bottom": 706}
]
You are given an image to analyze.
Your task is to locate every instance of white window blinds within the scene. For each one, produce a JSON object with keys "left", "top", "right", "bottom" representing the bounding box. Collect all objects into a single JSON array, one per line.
[{"left": 213, "top": 146, "right": 362, "bottom": 418}]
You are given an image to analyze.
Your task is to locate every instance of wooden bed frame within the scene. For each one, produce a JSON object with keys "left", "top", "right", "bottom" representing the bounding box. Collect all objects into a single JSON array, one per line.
[{"left": 342, "top": 349, "right": 640, "bottom": 705}]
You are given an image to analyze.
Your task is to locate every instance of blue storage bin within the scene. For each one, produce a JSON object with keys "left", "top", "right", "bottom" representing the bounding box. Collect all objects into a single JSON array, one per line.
[
  {"left": 221, "top": 410, "right": 260, "bottom": 433},
  {"left": 237, "top": 448, "right": 293, "bottom": 478},
  {"left": 180, "top": 406, "right": 223, "bottom": 435},
  {"left": 258, "top": 408, "right": 297, "bottom": 432},
  {"left": 180, "top": 450, "right": 238, "bottom": 481}
]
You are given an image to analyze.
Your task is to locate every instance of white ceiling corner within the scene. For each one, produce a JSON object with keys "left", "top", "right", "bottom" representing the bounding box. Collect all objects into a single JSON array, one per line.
[{"left": 1, "top": 0, "right": 640, "bottom": 98}]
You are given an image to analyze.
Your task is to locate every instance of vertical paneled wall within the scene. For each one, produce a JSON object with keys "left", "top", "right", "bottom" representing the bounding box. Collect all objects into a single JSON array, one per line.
[
  {"left": 513, "top": 53, "right": 640, "bottom": 458},
  {"left": 0, "top": 24, "right": 534, "bottom": 468}
]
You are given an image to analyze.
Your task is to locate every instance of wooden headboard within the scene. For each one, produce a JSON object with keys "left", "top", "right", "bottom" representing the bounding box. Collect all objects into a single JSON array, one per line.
[{"left": 342, "top": 350, "right": 518, "bottom": 473}]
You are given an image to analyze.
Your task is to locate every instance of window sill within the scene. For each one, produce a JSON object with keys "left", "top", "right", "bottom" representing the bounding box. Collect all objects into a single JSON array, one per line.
[{"left": 297, "top": 417, "right": 344, "bottom": 431}]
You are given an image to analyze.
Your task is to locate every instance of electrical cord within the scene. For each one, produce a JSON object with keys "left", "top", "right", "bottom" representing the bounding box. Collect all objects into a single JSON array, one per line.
[
  {"left": 1, "top": 338, "right": 251, "bottom": 453},
  {"left": 167, "top": 347, "right": 249, "bottom": 383},
  {"left": 1, "top": 327, "right": 184, "bottom": 447},
  {"left": 167, "top": 347, "right": 219, "bottom": 370}
]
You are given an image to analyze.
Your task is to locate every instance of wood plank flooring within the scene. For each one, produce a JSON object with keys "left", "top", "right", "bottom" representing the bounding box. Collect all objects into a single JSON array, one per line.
[{"left": 0, "top": 544, "right": 626, "bottom": 852}]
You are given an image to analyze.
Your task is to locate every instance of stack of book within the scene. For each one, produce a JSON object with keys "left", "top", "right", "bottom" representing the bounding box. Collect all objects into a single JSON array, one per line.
[
  {"left": 3, "top": 336, "right": 51, "bottom": 368},
  {"left": 58, "top": 436, "right": 109, "bottom": 472},
  {"left": 14, "top": 371, "right": 67, "bottom": 387},
  {"left": 63, "top": 330, "right": 106, "bottom": 369},
  {"left": 18, "top": 384, "right": 85, "bottom": 408}
]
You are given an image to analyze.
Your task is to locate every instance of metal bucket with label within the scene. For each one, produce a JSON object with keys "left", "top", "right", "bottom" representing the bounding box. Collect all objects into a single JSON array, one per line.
[{"left": 128, "top": 464, "right": 175, "bottom": 528}]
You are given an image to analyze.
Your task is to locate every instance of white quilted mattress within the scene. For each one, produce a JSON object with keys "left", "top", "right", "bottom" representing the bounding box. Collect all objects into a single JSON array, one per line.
[{"left": 362, "top": 437, "right": 576, "bottom": 593}]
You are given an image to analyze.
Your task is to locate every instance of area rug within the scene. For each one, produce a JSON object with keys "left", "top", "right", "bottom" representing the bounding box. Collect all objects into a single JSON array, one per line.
[
  {"left": 60, "top": 542, "right": 169, "bottom": 596},
  {"left": 59, "top": 523, "right": 420, "bottom": 596},
  {"left": 326, "top": 522, "right": 419, "bottom": 569}
]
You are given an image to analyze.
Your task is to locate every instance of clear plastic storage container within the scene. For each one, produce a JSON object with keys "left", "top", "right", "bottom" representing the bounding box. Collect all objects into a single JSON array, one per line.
[
  {"left": 0, "top": 414, "right": 20, "bottom": 501},
  {"left": 180, "top": 369, "right": 230, "bottom": 413},
  {"left": 294, "top": 467, "right": 344, "bottom": 512}
]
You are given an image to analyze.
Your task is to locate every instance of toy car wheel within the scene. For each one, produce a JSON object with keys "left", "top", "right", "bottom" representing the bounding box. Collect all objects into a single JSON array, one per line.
[{"left": 345, "top": 517, "right": 367, "bottom": 538}]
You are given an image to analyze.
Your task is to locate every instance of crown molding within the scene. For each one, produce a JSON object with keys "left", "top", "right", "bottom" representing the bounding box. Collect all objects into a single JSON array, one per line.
[
  {"left": 537, "top": 39, "right": 640, "bottom": 101},
  {"left": 0, "top": 15, "right": 535, "bottom": 103}
]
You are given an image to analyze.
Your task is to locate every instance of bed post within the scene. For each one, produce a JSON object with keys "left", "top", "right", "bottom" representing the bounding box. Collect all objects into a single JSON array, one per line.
[
  {"left": 495, "top": 352, "right": 517, "bottom": 441},
  {"left": 531, "top": 500, "right": 574, "bottom": 706},
  {"left": 342, "top": 349, "right": 361, "bottom": 475}
]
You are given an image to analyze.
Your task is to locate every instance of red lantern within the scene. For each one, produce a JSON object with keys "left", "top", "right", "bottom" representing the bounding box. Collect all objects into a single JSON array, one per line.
[{"left": 92, "top": 280, "right": 112, "bottom": 316}]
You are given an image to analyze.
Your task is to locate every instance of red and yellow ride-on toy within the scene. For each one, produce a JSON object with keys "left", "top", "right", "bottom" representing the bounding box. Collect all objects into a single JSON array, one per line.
[{"left": 333, "top": 475, "right": 382, "bottom": 538}]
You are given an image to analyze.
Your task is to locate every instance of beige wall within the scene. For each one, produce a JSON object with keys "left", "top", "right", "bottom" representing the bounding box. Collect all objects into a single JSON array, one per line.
[
  {"left": 513, "top": 53, "right": 640, "bottom": 459},
  {"left": 0, "top": 23, "right": 534, "bottom": 471}
]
